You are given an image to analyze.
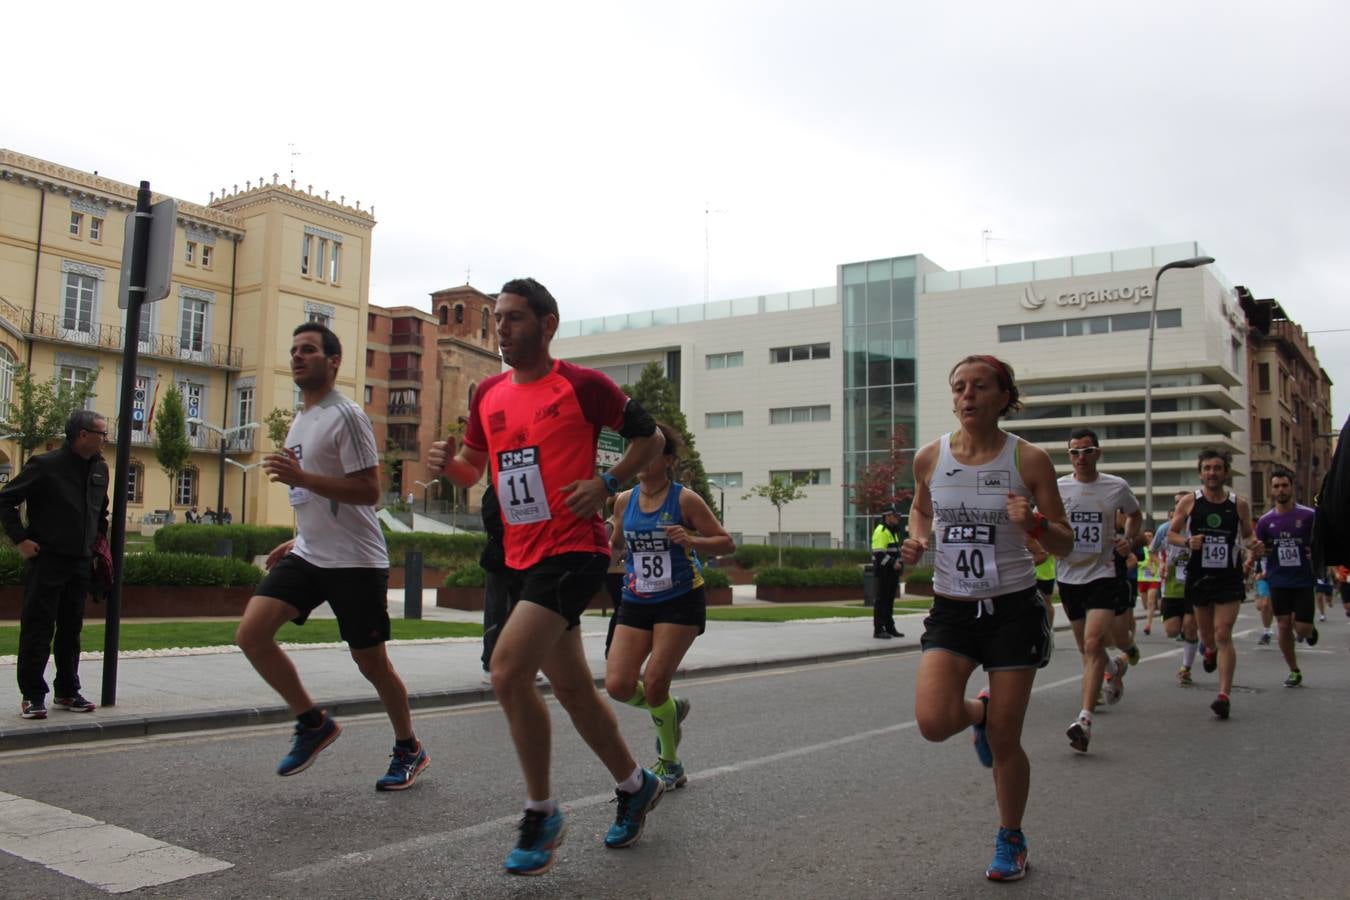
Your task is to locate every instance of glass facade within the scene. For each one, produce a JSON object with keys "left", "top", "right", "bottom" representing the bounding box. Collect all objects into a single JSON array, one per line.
[{"left": 841, "top": 255, "right": 919, "bottom": 547}]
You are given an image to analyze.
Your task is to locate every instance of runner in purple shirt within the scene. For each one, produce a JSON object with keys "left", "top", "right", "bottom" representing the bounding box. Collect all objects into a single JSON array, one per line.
[{"left": 1254, "top": 467, "right": 1319, "bottom": 687}]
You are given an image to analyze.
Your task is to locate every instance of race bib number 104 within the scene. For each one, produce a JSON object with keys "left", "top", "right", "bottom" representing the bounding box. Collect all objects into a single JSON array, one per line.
[{"left": 497, "top": 446, "right": 552, "bottom": 526}]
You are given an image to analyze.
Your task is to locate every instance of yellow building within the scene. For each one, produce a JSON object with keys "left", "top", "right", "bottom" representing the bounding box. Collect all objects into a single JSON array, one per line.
[{"left": 0, "top": 149, "right": 375, "bottom": 529}]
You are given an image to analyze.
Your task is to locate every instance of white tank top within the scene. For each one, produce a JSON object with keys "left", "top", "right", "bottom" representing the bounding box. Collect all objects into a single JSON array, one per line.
[{"left": 929, "top": 431, "right": 1037, "bottom": 598}]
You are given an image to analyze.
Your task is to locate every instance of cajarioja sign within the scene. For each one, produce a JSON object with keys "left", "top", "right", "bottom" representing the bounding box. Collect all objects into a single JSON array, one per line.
[{"left": 1020, "top": 283, "right": 1153, "bottom": 312}]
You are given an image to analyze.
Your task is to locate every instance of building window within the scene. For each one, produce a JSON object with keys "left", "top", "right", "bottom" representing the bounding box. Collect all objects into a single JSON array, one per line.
[
  {"left": 329, "top": 242, "right": 341, "bottom": 283},
  {"left": 185, "top": 241, "right": 196, "bottom": 264},
  {"left": 300, "top": 234, "right": 312, "bottom": 275},
  {"left": 0, "top": 345, "right": 14, "bottom": 417},
  {"left": 705, "top": 411, "right": 743, "bottom": 429},
  {"left": 201, "top": 245, "right": 212, "bottom": 269},
  {"left": 57, "top": 366, "right": 94, "bottom": 409},
  {"left": 180, "top": 298, "right": 208, "bottom": 353},
  {"left": 769, "top": 531, "right": 832, "bottom": 549},
  {"left": 1000, "top": 309, "right": 1183, "bottom": 342},
  {"left": 69, "top": 211, "right": 83, "bottom": 237},
  {"left": 706, "top": 472, "right": 743, "bottom": 488},
  {"left": 706, "top": 351, "right": 744, "bottom": 370},
  {"left": 769, "top": 404, "right": 831, "bottom": 424},
  {"left": 176, "top": 466, "right": 198, "bottom": 507},
  {"left": 366, "top": 349, "right": 374, "bottom": 366},
  {"left": 236, "top": 386, "right": 254, "bottom": 429},
  {"left": 315, "top": 239, "right": 328, "bottom": 282},
  {"left": 180, "top": 381, "right": 204, "bottom": 433},
  {"left": 364, "top": 385, "right": 373, "bottom": 404},
  {"left": 439, "top": 305, "right": 449, "bottom": 325},
  {"left": 454, "top": 304, "right": 464, "bottom": 324},
  {"left": 127, "top": 462, "right": 144, "bottom": 505},
  {"left": 62, "top": 272, "right": 97, "bottom": 333},
  {"left": 1256, "top": 363, "right": 1270, "bottom": 392},
  {"left": 1252, "top": 474, "right": 1265, "bottom": 507},
  {"left": 481, "top": 307, "right": 490, "bottom": 339},
  {"left": 89, "top": 217, "right": 103, "bottom": 242},
  {"left": 307, "top": 308, "right": 332, "bottom": 328},
  {"left": 771, "top": 343, "right": 830, "bottom": 363},
  {"left": 769, "top": 468, "right": 831, "bottom": 485},
  {"left": 1259, "top": 418, "right": 1272, "bottom": 443}
]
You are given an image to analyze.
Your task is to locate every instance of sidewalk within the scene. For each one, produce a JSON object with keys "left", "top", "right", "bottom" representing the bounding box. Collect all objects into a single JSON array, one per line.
[{"left": 0, "top": 587, "right": 937, "bottom": 751}]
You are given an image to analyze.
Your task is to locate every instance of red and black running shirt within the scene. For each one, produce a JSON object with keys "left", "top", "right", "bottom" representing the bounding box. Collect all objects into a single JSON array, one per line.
[{"left": 462, "top": 359, "right": 627, "bottom": 571}]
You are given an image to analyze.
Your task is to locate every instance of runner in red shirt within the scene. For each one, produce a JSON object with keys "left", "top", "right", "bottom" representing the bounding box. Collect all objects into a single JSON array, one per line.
[{"left": 431, "top": 278, "right": 667, "bottom": 876}]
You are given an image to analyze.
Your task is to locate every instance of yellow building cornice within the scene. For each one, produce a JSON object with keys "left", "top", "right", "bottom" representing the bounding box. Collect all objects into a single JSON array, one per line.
[{"left": 209, "top": 177, "right": 377, "bottom": 231}]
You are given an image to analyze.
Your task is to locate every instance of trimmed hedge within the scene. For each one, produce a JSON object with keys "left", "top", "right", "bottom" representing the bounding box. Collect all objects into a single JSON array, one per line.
[
  {"left": 444, "top": 563, "right": 486, "bottom": 588},
  {"left": 386, "top": 532, "right": 486, "bottom": 566},
  {"left": 753, "top": 566, "right": 864, "bottom": 588},
  {"left": 733, "top": 544, "right": 871, "bottom": 570},
  {"left": 903, "top": 566, "right": 934, "bottom": 587},
  {"left": 154, "top": 524, "right": 294, "bottom": 561},
  {"left": 701, "top": 567, "right": 731, "bottom": 589},
  {"left": 0, "top": 549, "right": 262, "bottom": 587}
]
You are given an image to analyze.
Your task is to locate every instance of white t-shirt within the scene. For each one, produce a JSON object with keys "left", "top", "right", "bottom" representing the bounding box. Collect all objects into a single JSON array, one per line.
[
  {"left": 285, "top": 391, "right": 389, "bottom": 568},
  {"left": 1055, "top": 472, "right": 1139, "bottom": 585}
]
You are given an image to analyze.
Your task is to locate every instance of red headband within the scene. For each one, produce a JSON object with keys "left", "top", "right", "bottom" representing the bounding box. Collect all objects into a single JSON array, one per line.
[{"left": 973, "top": 355, "right": 1011, "bottom": 390}]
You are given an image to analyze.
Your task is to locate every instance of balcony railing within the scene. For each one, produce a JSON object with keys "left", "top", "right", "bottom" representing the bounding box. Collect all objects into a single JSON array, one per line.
[
  {"left": 106, "top": 417, "right": 257, "bottom": 453},
  {"left": 390, "top": 332, "right": 423, "bottom": 346},
  {"left": 7, "top": 308, "right": 243, "bottom": 369},
  {"left": 387, "top": 403, "right": 421, "bottom": 417},
  {"left": 388, "top": 368, "right": 421, "bottom": 382}
]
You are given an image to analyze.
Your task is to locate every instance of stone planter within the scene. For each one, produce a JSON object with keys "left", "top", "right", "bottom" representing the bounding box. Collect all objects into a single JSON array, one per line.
[
  {"left": 719, "top": 564, "right": 756, "bottom": 586},
  {"left": 388, "top": 567, "right": 448, "bottom": 589},
  {"left": 436, "top": 585, "right": 484, "bottom": 611},
  {"left": 705, "top": 586, "right": 733, "bottom": 606},
  {"left": 902, "top": 582, "right": 934, "bottom": 598},
  {"left": 0, "top": 585, "right": 255, "bottom": 618},
  {"left": 753, "top": 585, "right": 863, "bottom": 604}
]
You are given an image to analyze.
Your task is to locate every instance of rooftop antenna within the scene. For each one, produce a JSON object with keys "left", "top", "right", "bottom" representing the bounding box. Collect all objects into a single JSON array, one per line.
[
  {"left": 288, "top": 143, "right": 301, "bottom": 179},
  {"left": 704, "top": 202, "right": 728, "bottom": 303},
  {"left": 465, "top": 265, "right": 471, "bottom": 285},
  {"left": 981, "top": 227, "right": 1005, "bottom": 264}
]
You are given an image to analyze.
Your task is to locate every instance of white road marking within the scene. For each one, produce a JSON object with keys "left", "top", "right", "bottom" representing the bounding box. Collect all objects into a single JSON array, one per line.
[
  {"left": 274, "top": 640, "right": 1188, "bottom": 883},
  {"left": 0, "top": 791, "right": 232, "bottom": 894}
]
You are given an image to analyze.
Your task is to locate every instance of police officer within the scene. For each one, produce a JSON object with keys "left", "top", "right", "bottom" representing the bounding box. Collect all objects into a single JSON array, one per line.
[
  {"left": 0, "top": 409, "right": 110, "bottom": 719},
  {"left": 871, "top": 506, "right": 905, "bottom": 639}
]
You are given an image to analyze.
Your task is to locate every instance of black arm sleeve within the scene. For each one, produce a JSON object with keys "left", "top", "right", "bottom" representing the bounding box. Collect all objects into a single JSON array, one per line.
[
  {"left": 0, "top": 456, "right": 42, "bottom": 544},
  {"left": 617, "top": 398, "right": 657, "bottom": 440}
]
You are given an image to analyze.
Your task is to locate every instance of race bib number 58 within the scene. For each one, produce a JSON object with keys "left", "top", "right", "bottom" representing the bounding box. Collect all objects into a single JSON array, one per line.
[{"left": 497, "top": 446, "right": 552, "bottom": 526}]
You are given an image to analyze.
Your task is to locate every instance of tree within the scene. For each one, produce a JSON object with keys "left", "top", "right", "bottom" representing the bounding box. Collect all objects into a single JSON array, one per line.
[
  {"left": 153, "top": 384, "right": 191, "bottom": 513},
  {"left": 742, "top": 476, "right": 809, "bottom": 567},
  {"left": 845, "top": 425, "right": 915, "bottom": 516},
  {"left": 263, "top": 407, "right": 295, "bottom": 451},
  {"left": 621, "top": 362, "right": 716, "bottom": 510},
  {"left": 0, "top": 365, "right": 100, "bottom": 463}
]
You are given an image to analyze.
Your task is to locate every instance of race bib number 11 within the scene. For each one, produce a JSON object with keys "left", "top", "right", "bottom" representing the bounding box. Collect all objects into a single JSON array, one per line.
[{"left": 497, "top": 446, "right": 552, "bottom": 526}]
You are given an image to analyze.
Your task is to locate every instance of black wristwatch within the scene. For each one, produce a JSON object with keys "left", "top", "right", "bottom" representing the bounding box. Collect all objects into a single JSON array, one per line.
[{"left": 600, "top": 472, "right": 620, "bottom": 495}]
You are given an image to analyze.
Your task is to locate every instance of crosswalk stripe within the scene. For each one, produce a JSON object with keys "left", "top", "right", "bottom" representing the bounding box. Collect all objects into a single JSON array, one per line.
[{"left": 0, "top": 791, "right": 232, "bottom": 894}]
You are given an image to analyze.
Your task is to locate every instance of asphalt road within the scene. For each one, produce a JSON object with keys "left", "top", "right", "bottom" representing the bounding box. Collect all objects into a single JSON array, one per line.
[{"left": 2, "top": 613, "right": 1347, "bottom": 899}]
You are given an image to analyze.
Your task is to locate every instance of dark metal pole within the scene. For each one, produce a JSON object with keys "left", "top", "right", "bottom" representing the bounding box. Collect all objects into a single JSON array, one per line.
[
  {"left": 103, "top": 181, "right": 153, "bottom": 707},
  {"left": 241, "top": 468, "right": 247, "bottom": 524},
  {"left": 216, "top": 436, "right": 227, "bottom": 521},
  {"left": 404, "top": 550, "right": 423, "bottom": 620}
]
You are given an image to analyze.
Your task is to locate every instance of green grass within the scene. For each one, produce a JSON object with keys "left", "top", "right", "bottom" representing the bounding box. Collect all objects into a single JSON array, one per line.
[
  {"left": 0, "top": 619, "right": 482, "bottom": 656},
  {"left": 705, "top": 605, "right": 875, "bottom": 622}
]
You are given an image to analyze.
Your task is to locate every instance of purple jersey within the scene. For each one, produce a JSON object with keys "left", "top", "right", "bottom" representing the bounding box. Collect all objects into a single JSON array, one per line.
[{"left": 1255, "top": 504, "right": 1316, "bottom": 588}]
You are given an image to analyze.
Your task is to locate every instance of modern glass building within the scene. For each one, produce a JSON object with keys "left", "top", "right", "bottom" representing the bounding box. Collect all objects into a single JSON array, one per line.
[{"left": 840, "top": 254, "right": 943, "bottom": 546}]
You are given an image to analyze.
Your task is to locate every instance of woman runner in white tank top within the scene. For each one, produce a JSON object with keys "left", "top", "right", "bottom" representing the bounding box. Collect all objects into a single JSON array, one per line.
[{"left": 900, "top": 355, "right": 1072, "bottom": 883}]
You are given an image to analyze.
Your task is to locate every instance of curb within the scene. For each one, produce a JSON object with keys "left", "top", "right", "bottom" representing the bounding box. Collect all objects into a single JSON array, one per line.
[{"left": 0, "top": 642, "right": 921, "bottom": 752}]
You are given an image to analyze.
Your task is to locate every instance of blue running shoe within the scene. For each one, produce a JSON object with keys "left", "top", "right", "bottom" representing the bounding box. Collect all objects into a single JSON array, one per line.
[
  {"left": 604, "top": 770, "right": 665, "bottom": 848},
  {"left": 376, "top": 742, "right": 429, "bottom": 791},
  {"left": 985, "top": 827, "right": 1029, "bottom": 881},
  {"left": 277, "top": 713, "right": 341, "bottom": 776},
  {"left": 971, "top": 689, "right": 993, "bottom": 768},
  {"left": 504, "top": 807, "right": 566, "bottom": 875},
  {"left": 653, "top": 757, "right": 687, "bottom": 790},
  {"left": 655, "top": 696, "right": 691, "bottom": 757}
]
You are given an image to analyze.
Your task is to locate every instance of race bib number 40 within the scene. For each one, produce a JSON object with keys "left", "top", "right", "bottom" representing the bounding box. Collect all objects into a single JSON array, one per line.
[
  {"left": 1201, "top": 535, "right": 1230, "bottom": 569},
  {"left": 1070, "top": 511, "right": 1104, "bottom": 556},
  {"left": 497, "top": 446, "right": 552, "bottom": 526},
  {"left": 940, "top": 524, "right": 1000, "bottom": 595}
]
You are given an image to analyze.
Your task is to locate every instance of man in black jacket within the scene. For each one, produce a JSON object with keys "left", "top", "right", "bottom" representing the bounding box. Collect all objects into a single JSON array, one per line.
[
  {"left": 0, "top": 410, "right": 110, "bottom": 719},
  {"left": 1314, "top": 413, "right": 1350, "bottom": 570}
]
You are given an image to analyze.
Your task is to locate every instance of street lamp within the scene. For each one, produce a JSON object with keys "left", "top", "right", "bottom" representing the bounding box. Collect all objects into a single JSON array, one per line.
[
  {"left": 413, "top": 479, "right": 437, "bottom": 514},
  {"left": 1144, "top": 255, "right": 1215, "bottom": 527},
  {"left": 224, "top": 458, "right": 262, "bottom": 523},
  {"left": 188, "top": 418, "right": 259, "bottom": 521}
]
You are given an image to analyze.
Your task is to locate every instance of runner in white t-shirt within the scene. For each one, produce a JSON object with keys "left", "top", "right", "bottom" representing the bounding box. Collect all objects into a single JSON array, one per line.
[
  {"left": 1054, "top": 429, "right": 1141, "bottom": 753},
  {"left": 236, "top": 323, "right": 428, "bottom": 791}
]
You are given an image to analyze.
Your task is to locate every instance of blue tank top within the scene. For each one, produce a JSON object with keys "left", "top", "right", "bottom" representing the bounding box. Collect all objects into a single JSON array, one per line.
[{"left": 622, "top": 482, "right": 704, "bottom": 604}]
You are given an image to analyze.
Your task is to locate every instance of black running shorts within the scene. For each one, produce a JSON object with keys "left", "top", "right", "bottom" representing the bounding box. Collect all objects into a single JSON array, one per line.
[
  {"left": 1161, "top": 594, "right": 1193, "bottom": 620},
  {"left": 615, "top": 587, "right": 707, "bottom": 634},
  {"left": 256, "top": 553, "right": 391, "bottom": 649},
  {"left": 509, "top": 552, "right": 608, "bottom": 629},
  {"left": 1057, "top": 577, "right": 1121, "bottom": 623},
  {"left": 1185, "top": 571, "right": 1244, "bottom": 608},
  {"left": 920, "top": 586, "right": 1053, "bottom": 671},
  {"left": 1269, "top": 586, "right": 1315, "bottom": 623}
]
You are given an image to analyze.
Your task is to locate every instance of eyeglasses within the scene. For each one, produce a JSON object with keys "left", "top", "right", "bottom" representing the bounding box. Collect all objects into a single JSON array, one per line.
[
  {"left": 82, "top": 429, "right": 108, "bottom": 438},
  {"left": 1067, "top": 447, "right": 1099, "bottom": 458}
]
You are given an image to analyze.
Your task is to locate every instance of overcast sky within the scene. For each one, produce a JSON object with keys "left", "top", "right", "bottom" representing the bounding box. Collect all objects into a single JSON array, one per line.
[{"left": 7, "top": 1, "right": 1348, "bottom": 425}]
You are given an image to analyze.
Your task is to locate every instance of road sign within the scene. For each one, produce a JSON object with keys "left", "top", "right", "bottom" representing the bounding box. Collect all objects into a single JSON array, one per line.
[
  {"left": 118, "top": 199, "right": 177, "bottom": 308},
  {"left": 596, "top": 428, "right": 625, "bottom": 469}
]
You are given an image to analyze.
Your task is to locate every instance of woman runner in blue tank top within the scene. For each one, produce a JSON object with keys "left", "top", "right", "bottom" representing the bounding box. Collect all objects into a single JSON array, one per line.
[
  {"left": 901, "top": 355, "right": 1073, "bottom": 883},
  {"left": 605, "top": 423, "right": 734, "bottom": 791}
]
